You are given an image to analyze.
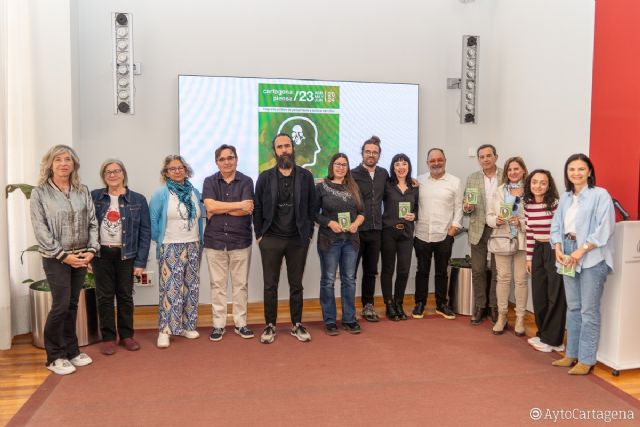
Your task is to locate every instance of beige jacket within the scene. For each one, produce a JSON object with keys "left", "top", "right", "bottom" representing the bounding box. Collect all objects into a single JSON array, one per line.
[{"left": 486, "top": 184, "right": 526, "bottom": 251}]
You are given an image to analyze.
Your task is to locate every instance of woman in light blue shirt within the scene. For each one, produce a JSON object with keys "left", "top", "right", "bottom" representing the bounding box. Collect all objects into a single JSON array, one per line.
[
  {"left": 149, "top": 155, "right": 205, "bottom": 348},
  {"left": 550, "top": 153, "right": 615, "bottom": 375}
]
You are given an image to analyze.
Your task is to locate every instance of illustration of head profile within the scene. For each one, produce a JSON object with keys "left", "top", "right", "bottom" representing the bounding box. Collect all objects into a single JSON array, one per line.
[
  {"left": 277, "top": 116, "right": 321, "bottom": 169},
  {"left": 291, "top": 125, "right": 306, "bottom": 146}
]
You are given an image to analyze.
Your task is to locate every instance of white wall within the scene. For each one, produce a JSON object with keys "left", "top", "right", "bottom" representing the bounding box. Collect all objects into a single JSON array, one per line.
[{"left": 36, "top": 0, "right": 593, "bottom": 306}]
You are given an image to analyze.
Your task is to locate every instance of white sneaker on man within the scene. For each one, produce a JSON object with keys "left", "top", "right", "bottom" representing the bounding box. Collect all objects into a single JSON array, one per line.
[
  {"left": 527, "top": 336, "right": 541, "bottom": 346},
  {"left": 157, "top": 332, "right": 170, "bottom": 348},
  {"left": 47, "top": 358, "right": 76, "bottom": 375},
  {"left": 180, "top": 330, "right": 200, "bottom": 339},
  {"left": 69, "top": 353, "right": 93, "bottom": 367}
]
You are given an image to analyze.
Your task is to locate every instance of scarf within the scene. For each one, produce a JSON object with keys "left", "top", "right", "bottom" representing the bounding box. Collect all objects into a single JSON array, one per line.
[{"left": 166, "top": 179, "right": 196, "bottom": 229}]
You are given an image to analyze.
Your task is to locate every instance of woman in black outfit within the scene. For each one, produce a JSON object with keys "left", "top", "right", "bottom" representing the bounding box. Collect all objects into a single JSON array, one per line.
[{"left": 380, "top": 153, "right": 419, "bottom": 320}]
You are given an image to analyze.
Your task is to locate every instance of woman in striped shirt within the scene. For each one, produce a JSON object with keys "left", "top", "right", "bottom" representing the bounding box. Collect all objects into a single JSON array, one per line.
[{"left": 524, "top": 170, "right": 566, "bottom": 353}]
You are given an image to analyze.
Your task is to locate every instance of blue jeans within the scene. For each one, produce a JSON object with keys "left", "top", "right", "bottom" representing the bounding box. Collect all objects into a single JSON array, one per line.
[
  {"left": 563, "top": 238, "right": 609, "bottom": 365},
  {"left": 318, "top": 239, "right": 358, "bottom": 325}
]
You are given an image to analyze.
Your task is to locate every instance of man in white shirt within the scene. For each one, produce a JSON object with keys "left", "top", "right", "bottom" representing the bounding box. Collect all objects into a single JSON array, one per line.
[{"left": 412, "top": 148, "right": 464, "bottom": 319}]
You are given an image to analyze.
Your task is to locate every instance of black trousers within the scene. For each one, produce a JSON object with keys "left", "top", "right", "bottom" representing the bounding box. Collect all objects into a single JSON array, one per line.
[
  {"left": 471, "top": 225, "right": 498, "bottom": 309},
  {"left": 380, "top": 227, "right": 413, "bottom": 302},
  {"left": 414, "top": 235, "right": 454, "bottom": 307},
  {"left": 357, "top": 229, "right": 382, "bottom": 305},
  {"left": 92, "top": 247, "right": 135, "bottom": 341},
  {"left": 259, "top": 235, "right": 309, "bottom": 325},
  {"left": 531, "top": 240, "right": 567, "bottom": 347},
  {"left": 42, "top": 257, "right": 86, "bottom": 365}
]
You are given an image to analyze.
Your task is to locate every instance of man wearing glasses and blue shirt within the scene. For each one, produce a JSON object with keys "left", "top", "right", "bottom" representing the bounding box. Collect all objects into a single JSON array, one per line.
[{"left": 202, "top": 144, "right": 255, "bottom": 342}]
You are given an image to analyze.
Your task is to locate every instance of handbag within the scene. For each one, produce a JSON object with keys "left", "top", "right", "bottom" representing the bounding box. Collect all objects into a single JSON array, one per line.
[{"left": 488, "top": 229, "right": 518, "bottom": 255}]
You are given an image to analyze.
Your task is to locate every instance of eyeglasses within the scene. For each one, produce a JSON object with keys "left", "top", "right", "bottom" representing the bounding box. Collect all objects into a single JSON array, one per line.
[
  {"left": 104, "top": 169, "right": 123, "bottom": 176},
  {"left": 513, "top": 196, "right": 521, "bottom": 210},
  {"left": 167, "top": 166, "right": 185, "bottom": 173},
  {"left": 364, "top": 150, "right": 379, "bottom": 157},
  {"left": 217, "top": 155, "right": 236, "bottom": 163},
  {"left": 334, "top": 162, "right": 349, "bottom": 169}
]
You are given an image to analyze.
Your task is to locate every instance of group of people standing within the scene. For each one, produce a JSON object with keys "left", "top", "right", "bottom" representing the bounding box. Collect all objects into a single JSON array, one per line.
[{"left": 29, "top": 137, "right": 615, "bottom": 378}]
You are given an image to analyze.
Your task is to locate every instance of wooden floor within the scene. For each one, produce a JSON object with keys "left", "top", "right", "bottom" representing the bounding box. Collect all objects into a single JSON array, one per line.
[{"left": 1, "top": 296, "right": 639, "bottom": 426}]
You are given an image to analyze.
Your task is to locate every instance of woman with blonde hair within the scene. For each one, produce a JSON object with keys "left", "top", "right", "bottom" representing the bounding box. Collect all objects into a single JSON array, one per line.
[
  {"left": 30, "top": 144, "right": 99, "bottom": 375},
  {"left": 149, "top": 155, "right": 205, "bottom": 348},
  {"left": 486, "top": 156, "right": 528, "bottom": 336}
]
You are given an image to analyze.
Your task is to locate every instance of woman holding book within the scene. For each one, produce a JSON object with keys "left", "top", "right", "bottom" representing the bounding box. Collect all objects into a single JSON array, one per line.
[
  {"left": 380, "top": 154, "right": 419, "bottom": 321},
  {"left": 523, "top": 169, "right": 566, "bottom": 353},
  {"left": 549, "top": 154, "right": 615, "bottom": 375},
  {"left": 315, "top": 153, "right": 365, "bottom": 336},
  {"left": 486, "top": 157, "right": 528, "bottom": 336}
]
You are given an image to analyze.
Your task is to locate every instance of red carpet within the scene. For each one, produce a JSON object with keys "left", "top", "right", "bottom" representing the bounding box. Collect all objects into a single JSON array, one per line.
[{"left": 10, "top": 317, "right": 639, "bottom": 426}]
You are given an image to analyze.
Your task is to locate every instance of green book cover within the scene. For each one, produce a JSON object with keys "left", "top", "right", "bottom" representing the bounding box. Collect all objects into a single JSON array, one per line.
[
  {"left": 465, "top": 188, "right": 478, "bottom": 205},
  {"left": 499, "top": 202, "right": 513, "bottom": 220},
  {"left": 399, "top": 202, "right": 411, "bottom": 218},
  {"left": 559, "top": 256, "right": 576, "bottom": 277},
  {"left": 337, "top": 212, "right": 351, "bottom": 230}
]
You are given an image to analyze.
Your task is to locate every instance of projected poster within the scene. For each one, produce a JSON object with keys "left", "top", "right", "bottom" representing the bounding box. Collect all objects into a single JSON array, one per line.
[
  {"left": 258, "top": 83, "right": 340, "bottom": 177},
  {"left": 179, "top": 76, "right": 418, "bottom": 191}
]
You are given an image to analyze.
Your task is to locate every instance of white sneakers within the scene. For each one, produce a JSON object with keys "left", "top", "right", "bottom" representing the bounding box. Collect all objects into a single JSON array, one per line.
[
  {"left": 47, "top": 353, "right": 93, "bottom": 376},
  {"left": 528, "top": 336, "right": 565, "bottom": 353},
  {"left": 157, "top": 332, "right": 170, "bottom": 348},
  {"left": 180, "top": 330, "right": 200, "bottom": 339},
  {"left": 47, "top": 358, "right": 76, "bottom": 375},
  {"left": 70, "top": 353, "right": 93, "bottom": 367},
  {"left": 157, "top": 330, "right": 199, "bottom": 348}
]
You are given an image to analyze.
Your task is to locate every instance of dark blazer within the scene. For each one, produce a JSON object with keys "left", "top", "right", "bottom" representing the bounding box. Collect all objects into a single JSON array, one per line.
[
  {"left": 91, "top": 187, "right": 151, "bottom": 269},
  {"left": 253, "top": 165, "right": 316, "bottom": 244}
]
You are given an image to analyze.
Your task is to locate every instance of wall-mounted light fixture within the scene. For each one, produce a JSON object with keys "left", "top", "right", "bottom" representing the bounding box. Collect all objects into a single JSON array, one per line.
[
  {"left": 447, "top": 35, "right": 479, "bottom": 124},
  {"left": 112, "top": 12, "right": 134, "bottom": 115}
]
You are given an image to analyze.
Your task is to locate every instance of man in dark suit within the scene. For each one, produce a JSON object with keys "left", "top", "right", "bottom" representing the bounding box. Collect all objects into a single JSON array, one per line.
[{"left": 254, "top": 133, "right": 316, "bottom": 344}]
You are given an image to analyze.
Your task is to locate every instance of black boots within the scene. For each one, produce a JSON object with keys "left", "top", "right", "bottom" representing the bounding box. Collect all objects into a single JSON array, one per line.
[
  {"left": 386, "top": 300, "right": 400, "bottom": 321},
  {"left": 395, "top": 301, "right": 408, "bottom": 320}
]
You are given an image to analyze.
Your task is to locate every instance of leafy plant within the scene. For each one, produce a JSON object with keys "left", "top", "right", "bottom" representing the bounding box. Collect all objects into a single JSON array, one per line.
[{"left": 6, "top": 183, "right": 34, "bottom": 199}]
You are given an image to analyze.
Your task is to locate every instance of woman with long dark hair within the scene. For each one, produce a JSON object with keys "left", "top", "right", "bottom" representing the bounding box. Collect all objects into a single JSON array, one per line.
[
  {"left": 91, "top": 159, "right": 151, "bottom": 355},
  {"left": 315, "top": 153, "right": 365, "bottom": 336},
  {"left": 523, "top": 169, "right": 566, "bottom": 353},
  {"left": 380, "top": 154, "right": 419, "bottom": 320},
  {"left": 30, "top": 145, "right": 99, "bottom": 375},
  {"left": 486, "top": 157, "right": 528, "bottom": 336},
  {"left": 150, "top": 155, "right": 205, "bottom": 348},
  {"left": 550, "top": 154, "right": 615, "bottom": 375}
]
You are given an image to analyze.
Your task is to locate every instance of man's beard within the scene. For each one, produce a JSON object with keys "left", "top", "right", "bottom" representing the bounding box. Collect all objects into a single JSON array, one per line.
[{"left": 277, "top": 152, "right": 295, "bottom": 169}]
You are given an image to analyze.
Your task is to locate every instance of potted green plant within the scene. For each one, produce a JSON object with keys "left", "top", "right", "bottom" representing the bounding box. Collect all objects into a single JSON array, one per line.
[{"left": 8, "top": 184, "right": 101, "bottom": 348}]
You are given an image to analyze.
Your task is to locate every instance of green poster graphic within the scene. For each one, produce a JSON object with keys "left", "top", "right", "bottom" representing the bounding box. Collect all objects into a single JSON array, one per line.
[
  {"left": 259, "top": 83, "right": 340, "bottom": 109},
  {"left": 258, "top": 112, "right": 339, "bottom": 179},
  {"left": 258, "top": 83, "right": 340, "bottom": 179}
]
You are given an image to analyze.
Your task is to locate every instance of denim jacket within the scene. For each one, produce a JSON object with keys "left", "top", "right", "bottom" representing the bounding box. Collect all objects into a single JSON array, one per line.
[
  {"left": 550, "top": 186, "right": 615, "bottom": 273},
  {"left": 91, "top": 187, "right": 151, "bottom": 269}
]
